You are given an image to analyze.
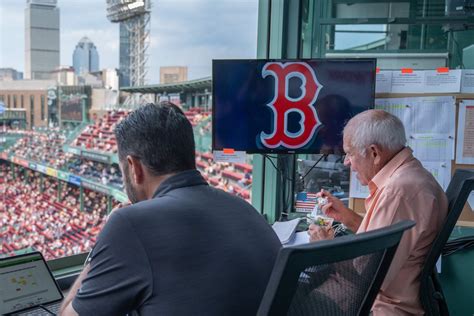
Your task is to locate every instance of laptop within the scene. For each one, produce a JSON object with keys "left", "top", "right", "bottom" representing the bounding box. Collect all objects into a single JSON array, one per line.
[{"left": 0, "top": 252, "right": 64, "bottom": 316}]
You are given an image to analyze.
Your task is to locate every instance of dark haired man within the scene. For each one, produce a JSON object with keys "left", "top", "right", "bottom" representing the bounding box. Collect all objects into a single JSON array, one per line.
[{"left": 60, "top": 102, "right": 281, "bottom": 316}]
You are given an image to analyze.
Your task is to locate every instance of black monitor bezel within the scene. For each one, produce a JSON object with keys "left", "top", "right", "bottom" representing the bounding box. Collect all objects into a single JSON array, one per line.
[{"left": 211, "top": 58, "right": 376, "bottom": 154}]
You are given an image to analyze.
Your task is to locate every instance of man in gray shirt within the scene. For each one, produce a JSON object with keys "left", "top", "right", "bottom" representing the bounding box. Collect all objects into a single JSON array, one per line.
[{"left": 60, "top": 102, "right": 281, "bottom": 316}]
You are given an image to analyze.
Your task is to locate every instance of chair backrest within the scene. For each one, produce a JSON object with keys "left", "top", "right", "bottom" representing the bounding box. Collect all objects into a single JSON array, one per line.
[
  {"left": 420, "top": 169, "right": 474, "bottom": 315},
  {"left": 257, "top": 220, "right": 415, "bottom": 316}
]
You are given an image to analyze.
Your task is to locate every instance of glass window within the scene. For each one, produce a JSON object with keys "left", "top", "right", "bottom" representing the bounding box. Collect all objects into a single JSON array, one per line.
[
  {"left": 331, "top": 2, "right": 410, "bottom": 19},
  {"left": 1, "top": 1, "right": 258, "bottom": 264},
  {"left": 293, "top": 0, "right": 474, "bottom": 218},
  {"left": 301, "top": 0, "right": 462, "bottom": 57},
  {"left": 321, "top": 23, "right": 448, "bottom": 53}
]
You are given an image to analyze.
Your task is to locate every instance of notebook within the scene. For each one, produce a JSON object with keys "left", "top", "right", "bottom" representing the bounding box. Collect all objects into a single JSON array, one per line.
[
  {"left": 0, "top": 252, "right": 64, "bottom": 315},
  {"left": 272, "top": 218, "right": 301, "bottom": 244}
]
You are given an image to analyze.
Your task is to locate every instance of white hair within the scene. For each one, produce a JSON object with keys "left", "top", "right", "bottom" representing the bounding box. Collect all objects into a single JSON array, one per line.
[{"left": 344, "top": 110, "right": 406, "bottom": 156}]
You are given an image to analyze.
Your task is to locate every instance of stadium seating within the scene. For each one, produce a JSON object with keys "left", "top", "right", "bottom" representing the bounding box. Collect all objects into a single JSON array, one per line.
[
  {"left": 0, "top": 105, "right": 254, "bottom": 261},
  {"left": 0, "top": 165, "right": 111, "bottom": 260},
  {"left": 183, "top": 107, "right": 211, "bottom": 127},
  {"left": 196, "top": 151, "right": 252, "bottom": 202},
  {"left": 72, "top": 110, "right": 129, "bottom": 153},
  {"left": 66, "top": 157, "right": 123, "bottom": 189},
  {"left": 3, "top": 128, "right": 71, "bottom": 169}
]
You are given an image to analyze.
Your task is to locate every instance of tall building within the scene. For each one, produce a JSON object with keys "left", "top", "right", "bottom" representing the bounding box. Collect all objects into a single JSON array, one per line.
[
  {"left": 25, "top": 0, "right": 60, "bottom": 80},
  {"left": 160, "top": 66, "right": 188, "bottom": 84},
  {"left": 73, "top": 37, "right": 100, "bottom": 75}
]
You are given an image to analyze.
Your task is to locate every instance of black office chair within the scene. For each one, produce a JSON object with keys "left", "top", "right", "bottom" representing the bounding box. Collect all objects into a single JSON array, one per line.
[
  {"left": 420, "top": 169, "right": 474, "bottom": 316},
  {"left": 257, "top": 220, "right": 415, "bottom": 316}
]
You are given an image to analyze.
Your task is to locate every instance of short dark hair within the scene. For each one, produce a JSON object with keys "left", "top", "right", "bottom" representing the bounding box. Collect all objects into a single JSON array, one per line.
[{"left": 114, "top": 102, "right": 196, "bottom": 176}]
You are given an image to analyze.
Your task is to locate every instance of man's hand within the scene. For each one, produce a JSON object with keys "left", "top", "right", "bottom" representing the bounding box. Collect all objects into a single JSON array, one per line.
[
  {"left": 308, "top": 223, "right": 334, "bottom": 242},
  {"left": 316, "top": 190, "right": 349, "bottom": 222},
  {"left": 317, "top": 190, "right": 363, "bottom": 232}
]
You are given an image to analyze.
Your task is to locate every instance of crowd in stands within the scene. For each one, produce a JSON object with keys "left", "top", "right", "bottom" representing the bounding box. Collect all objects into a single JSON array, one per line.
[
  {"left": 72, "top": 110, "right": 129, "bottom": 153},
  {"left": 2, "top": 127, "right": 124, "bottom": 189},
  {"left": 2, "top": 107, "right": 252, "bottom": 196},
  {"left": 183, "top": 107, "right": 211, "bottom": 136},
  {"left": 0, "top": 164, "right": 112, "bottom": 260},
  {"left": 0, "top": 106, "right": 255, "bottom": 260},
  {"left": 1, "top": 126, "right": 32, "bottom": 134},
  {"left": 71, "top": 108, "right": 211, "bottom": 154},
  {"left": 4, "top": 127, "right": 72, "bottom": 168},
  {"left": 196, "top": 151, "right": 252, "bottom": 202},
  {"left": 184, "top": 107, "right": 211, "bottom": 127},
  {"left": 66, "top": 157, "right": 123, "bottom": 189}
]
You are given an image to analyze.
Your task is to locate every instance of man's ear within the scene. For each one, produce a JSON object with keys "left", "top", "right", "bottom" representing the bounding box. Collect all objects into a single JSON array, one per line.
[
  {"left": 127, "top": 155, "right": 145, "bottom": 185},
  {"left": 369, "top": 144, "right": 383, "bottom": 165}
]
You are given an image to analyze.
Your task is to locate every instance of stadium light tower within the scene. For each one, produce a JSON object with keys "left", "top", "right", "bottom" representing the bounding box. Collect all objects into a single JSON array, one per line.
[{"left": 106, "top": 0, "right": 151, "bottom": 87}]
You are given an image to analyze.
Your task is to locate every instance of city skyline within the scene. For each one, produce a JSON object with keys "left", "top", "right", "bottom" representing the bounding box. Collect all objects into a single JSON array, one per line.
[{"left": 0, "top": 0, "right": 258, "bottom": 83}]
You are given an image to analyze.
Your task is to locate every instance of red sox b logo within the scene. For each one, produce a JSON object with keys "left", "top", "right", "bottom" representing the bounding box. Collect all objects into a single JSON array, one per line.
[{"left": 260, "top": 62, "right": 322, "bottom": 149}]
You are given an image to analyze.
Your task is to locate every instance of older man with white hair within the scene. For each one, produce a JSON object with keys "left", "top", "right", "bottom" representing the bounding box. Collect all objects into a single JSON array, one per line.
[{"left": 309, "top": 109, "right": 448, "bottom": 315}]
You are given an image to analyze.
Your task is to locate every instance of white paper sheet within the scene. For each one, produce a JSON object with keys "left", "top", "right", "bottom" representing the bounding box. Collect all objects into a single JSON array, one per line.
[
  {"left": 409, "top": 134, "right": 454, "bottom": 161},
  {"left": 461, "top": 69, "right": 474, "bottom": 94},
  {"left": 284, "top": 231, "right": 310, "bottom": 247},
  {"left": 408, "top": 96, "right": 456, "bottom": 136},
  {"left": 213, "top": 150, "right": 247, "bottom": 163},
  {"left": 404, "top": 96, "right": 456, "bottom": 161},
  {"left": 375, "top": 96, "right": 456, "bottom": 137},
  {"left": 349, "top": 171, "right": 369, "bottom": 199},
  {"left": 456, "top": 100, "right": 474, "bottom": 164},
  {"left": 376, "top": 96, "right": 455, "bottom": 161},
  {"left": 272, "top": 218, "right": 301, "bottom": 244},
  {"left": 375, "top": 98, "right": 412, "bottom": 133},
  {"left": 423, "top": 69, "right": 462, "bottom": 93},
  {"left": 391, "top": 70, "right": 425, "bottom": 94},
  {"left": 375, "top": 71, "right": 392, "bottom": 93},
  {"left": 420, "top": 161, "right": 452, "bottom": 191}
]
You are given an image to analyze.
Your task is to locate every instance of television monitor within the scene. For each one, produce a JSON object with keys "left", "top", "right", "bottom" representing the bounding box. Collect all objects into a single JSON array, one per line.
[{"left": 212, "top": 59, "right": 376, "bottom": 154}]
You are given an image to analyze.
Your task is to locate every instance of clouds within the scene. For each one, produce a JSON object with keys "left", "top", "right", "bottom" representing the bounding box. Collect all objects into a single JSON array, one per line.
[
  {"left": 0, "top": 0, "right": 258, "bottom": 83},
  {"left": 150, "top": 0, "right": 257, "bottom": 79},
  {"left": 0, "top": 1, "right": 26, "bottom": 71},
  {"left": 60, "top": 0, "right": 118, "bottom": 70}
]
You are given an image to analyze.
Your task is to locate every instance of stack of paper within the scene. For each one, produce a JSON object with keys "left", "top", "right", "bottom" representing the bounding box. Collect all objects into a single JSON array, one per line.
[
  {"left": 284, "top": 231, "right": 310, "bottom": 247},
  {"left": 272, "top": 218, "right": 301, "bottom": 245}
]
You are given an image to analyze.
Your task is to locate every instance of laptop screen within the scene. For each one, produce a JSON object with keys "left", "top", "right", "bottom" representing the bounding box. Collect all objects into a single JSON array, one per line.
[{"left": 0, "top": 252, "right": 63, "bottom": 315}]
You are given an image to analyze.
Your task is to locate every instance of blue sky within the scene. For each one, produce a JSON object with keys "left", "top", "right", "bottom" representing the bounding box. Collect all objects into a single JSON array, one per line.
[{"left": 0, "top": 0, "right": 258, "bottom": 83}]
